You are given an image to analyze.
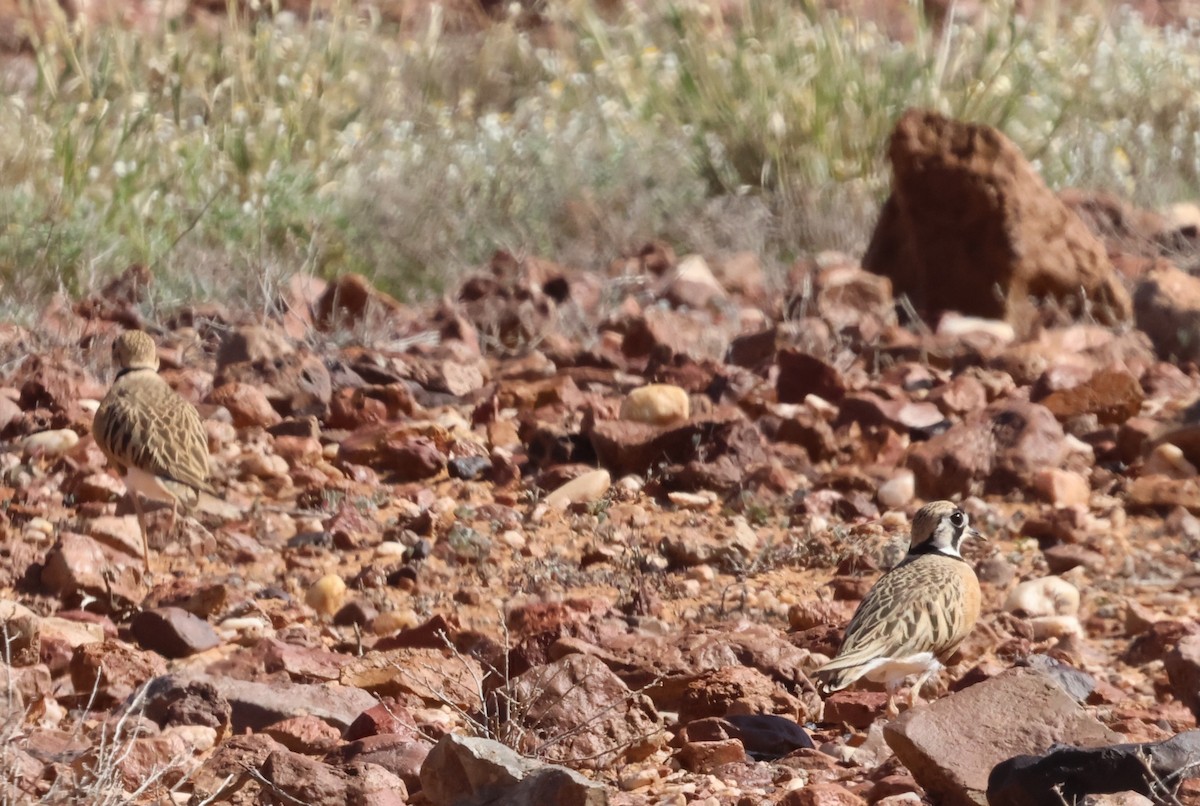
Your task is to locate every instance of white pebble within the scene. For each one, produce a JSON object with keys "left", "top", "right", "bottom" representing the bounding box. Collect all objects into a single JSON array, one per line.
[{"left": 1005, "top": 576, "right": 1080, "bottom": 617}]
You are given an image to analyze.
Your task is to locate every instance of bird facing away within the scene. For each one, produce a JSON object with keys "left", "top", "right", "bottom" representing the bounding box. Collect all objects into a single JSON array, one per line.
[
  {"left": 813, "top": 500, "right": 984, "bottom": 717},
  {"left": 93, "top": 331, "right": 214, "bottom": 571}
]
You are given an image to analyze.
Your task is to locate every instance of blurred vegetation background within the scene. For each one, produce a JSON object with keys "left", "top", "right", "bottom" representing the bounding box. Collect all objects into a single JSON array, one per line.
[{"left": 1, "top": 0, "right": 1198, "bottom": 317}]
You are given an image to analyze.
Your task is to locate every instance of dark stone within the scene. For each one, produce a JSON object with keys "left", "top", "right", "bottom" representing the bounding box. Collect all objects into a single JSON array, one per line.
[
  {"left": 448, "top": 455, "right": 492, "bottom": 481},
  {"left": 1015, "top": 655, "right": 1095, "bottom": 703},
  {"left": 131, "top": 607, "right": 220, "bottom": 659},
  {"left": 987, "top": 730, "right": 1200, "bottom": 805}
]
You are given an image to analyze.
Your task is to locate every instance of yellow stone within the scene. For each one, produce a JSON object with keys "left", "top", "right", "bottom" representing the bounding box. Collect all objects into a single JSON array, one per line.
[
  {"left": 305, "top": 574, "right": 347, "bottom": 617},
  {"left": 620, "top": 384, "right": 690, "bottom": 426}
]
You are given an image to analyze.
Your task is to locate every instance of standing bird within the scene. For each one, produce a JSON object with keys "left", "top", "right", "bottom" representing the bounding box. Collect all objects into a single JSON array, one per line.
[
  {"left": 93, "top": 331, "right": 214, "bottom": 571},
  {"left": 814, "top": 500, "right": 984, "bottom": 716}
]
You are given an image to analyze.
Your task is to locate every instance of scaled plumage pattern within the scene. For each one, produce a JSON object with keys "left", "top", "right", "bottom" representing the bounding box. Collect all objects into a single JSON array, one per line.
[
  {"left": 93, "top": 331, "right": 213, "bottom": 570},
  {"left": 814, "top": 500, "right": 984, "bottom": 716}
]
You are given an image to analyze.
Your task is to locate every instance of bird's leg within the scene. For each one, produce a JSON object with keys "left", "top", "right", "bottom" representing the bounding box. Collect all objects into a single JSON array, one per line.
[
  {"left": 907, "top": 681, "right": 922, "bottom": 710},
  {"left": 130, "top": 492, "right": 152, "bottom": 574},
  {"left": 884, "top": 680, "right": 900, "bottom": 718},
  {"left": 909, "top": 663, "right": 942, "bottom": 710}
]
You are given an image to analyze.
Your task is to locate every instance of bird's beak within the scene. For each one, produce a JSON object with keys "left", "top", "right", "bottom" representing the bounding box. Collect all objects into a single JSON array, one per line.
[{"left": 970, "top": 527, "right": 986, "bottom": 542}]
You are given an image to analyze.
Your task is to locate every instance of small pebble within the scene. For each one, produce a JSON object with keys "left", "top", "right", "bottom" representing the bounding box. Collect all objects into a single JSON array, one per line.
[
  {"left": 372, "top": 609, "right": 420, "bottom": 635},
  {"left": 306, "top": 574, "right": 347, "bottom": 617},
  {"left": 619, "top": 766, "right": 660, "bottom": 791},
  {"left": 1004, "top": 575, "right": 1080, "bottom": 617},
  {"left": 545, "top": 469, "right": 611, "bottom": 509},
  {"left": 22, "top": 429, "right": 79, "bottom": 458},
  {"left": 620, "top": 384, "right": 690, "bottom": 425},
  {"left": 667, "top": 491, "right": 717, "bottom": 510},
  {"left": 877, "top": 470, "right": 915, "bottom": 509}
]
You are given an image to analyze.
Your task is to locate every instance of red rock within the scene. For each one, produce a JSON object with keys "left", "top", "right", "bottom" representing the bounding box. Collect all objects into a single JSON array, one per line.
[
  {"left": 1127, "top": 475, "right": 1200, "bottom": 514},
  {"left": 71, "top": 471, "right": 126, "bottom": 504},
  {"left": 715, "top": 251, "right": 766, "bottom": 299},
  {"left": 73, "top": 263, "right": 150, "bottom": 324},
  {"left": 328, "top": 384, "right": 415, "bottom": 429},
  {"left": 208, "top": 382, "right": 282, "bottom": 428},
  {"left": 144, "top": 677, "right": 232, "bottom": 734},
  {"left": 830, "top": 575, "right": 875, "bottom": 601},
  {"left": 85, "top": 514, "right": 144, "bottom": 558},
  {"left": 111, "top": 734, "right": 190, "bottom": 791},
  {"left": 1165, "top": 634, "right": 1200, "bottom": 720},
  {"left": 344, "top": 701, "right": 420, "bottom": 742},
  {"left": 40, "top": 532, "right": 142, "bottom": 611},
  {"left": 382, "top": 436, "right": 447, "bottom": 482},
  {"left": 787, "top": 600, "right": 853, "bottom": 632},
  {"left": 814, "top": 264, "right": 895, "bottom": 335},
  {"left": 332, "top": 734, "right": 433, "bottom": 794},
  {"left": 221, "top": 352, "right": 332, "bottom": 419},
  {"left": 836, "top": 392, "right": 944, "bottom": 434},
  {"left": 260, "top": 638, "right": 348, "bottom": 682},
  {"left": 178, "top": 672, "right": 378, "bottom": 733},
  {"left": 263, "top": 715, "right": 343, "bottom": 754},
  {"left": 340, "top": 648, "right": 483, "bottom": 712},
  {"left": 337, "top": 423, "right": 449, "bottom": 480},
  {"left": 1134, "top": 263, "right": 1200, "bottom": 361},
  {"left": 178, "top": 734, "right": 286, "bottom": 800},
  {"left": 778, "top": 782, "right": 867, "bottom": 806},
  {"left": 620, "top": 307, "right": 716, "bottom": 361},
  {"left": 664, "top": 254, "right": 727, "bottom": 309},
  {"left": 69, "top": 640, "right": 167, "bottom": 706},
  {"left": 884, "top": 669, "right": 1121, "bottom": 806},
  {"left": 821, "top": 690, "right": 889, "bottom": 729},
  {"left": 1032, "top": 468, "right": 1090, "bottom": 507},
  {"left": 675, "top": 738, "right": 747, "bottom": 773},
  {"left": 216, "top": 325, "right": 293, "bottom": 367},
  {"left": 0, "top": 742, "right": 43, "bottom": 795},
  {"left": 1037, "top": 369, "right": 1144, "bottom": 425},
  {"left": 260, "top": 748, "right": 409, "bottom": 805},
  {"left": 869, "top": 774, "right": 923, "bottom": 801},
  {"left": 0, "top": 601, "right": 40, "bottom": 666},
  {"left": 863, "top": 109, "right": 1130, "bottom": 333},
  {"left": 1022, "top": 507, "right": 1091, "bottom": 546},
  {"left": 15, "top": 352, "right": 106, "bottom": 413},
  {"left": 420, "top": 733, "right": 605, "bottom": 806},
  {"left": 273, "top": 435, "right": 322, "bottom": 465},
  {"left": 777, "top": 350, "right": 846, "bottom": 404},
  {"left": 0, "top": 663, "right": 52, "bottom": 709},
  {"left": 588, "top": 407, "right": 764, "bottom": 477},
  {"left": 1042, "top": 544, "right": 1107, "bottom": 575},
  {"left": 503, "top": 653, "right": 662, "bottom": 769},
  {"left": 679, "top": 666, "right": 806, "bottom": 723},
  {"left": 315, "top": 273, "right": 407, "bottom": 331},
  {"left": 280, "top": 274, "right": 325, "bottom": 339},
  {"left": 131, "top": 607, "right": 220, "bottom": 659},
  {"left": 907, "top": 400, "right": 1067, "bottom": 499},
  {"left": 144, "top": 578, "right": 232, "bottom": 619}
]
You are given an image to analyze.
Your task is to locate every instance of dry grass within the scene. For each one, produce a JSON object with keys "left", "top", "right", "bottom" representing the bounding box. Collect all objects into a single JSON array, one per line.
[{"left": 1, "top": 0, "right": 1198, "bottom": 320}]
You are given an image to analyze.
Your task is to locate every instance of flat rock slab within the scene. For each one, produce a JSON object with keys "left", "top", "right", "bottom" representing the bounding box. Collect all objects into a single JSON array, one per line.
[
  {"left": 150, "top": 672, "right": 377, "bottom": 733},
  {"left": 883, "top": 668, "right": 1120, "bottom": 806},
  {"left": 420, "top": 733, "right": 608, "bottom": 806}
]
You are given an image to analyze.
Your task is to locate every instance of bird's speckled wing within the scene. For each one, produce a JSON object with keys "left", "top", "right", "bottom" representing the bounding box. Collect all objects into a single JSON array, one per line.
[
  {"left": 815, "top": 556, "right": 975, "bottom": 692},
  {"left": 94, "top": 374, "right": 213, "bottom": 499}
]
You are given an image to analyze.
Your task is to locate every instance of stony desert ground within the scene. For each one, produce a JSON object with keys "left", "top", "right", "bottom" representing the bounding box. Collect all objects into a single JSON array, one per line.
[{"left": 6, "top": 3, "right": 1200, "bottom": 806}]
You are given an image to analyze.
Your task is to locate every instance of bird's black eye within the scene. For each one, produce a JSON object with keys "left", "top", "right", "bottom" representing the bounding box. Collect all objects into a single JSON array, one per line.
[{"left": 950, "top": 511, "right": 965, "bottom": 527}]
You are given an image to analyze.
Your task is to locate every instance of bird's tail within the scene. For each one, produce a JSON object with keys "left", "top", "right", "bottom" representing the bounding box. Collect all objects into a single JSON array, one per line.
[{"left": 813, "top": 654, "right": 873, "bottom": 695}]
